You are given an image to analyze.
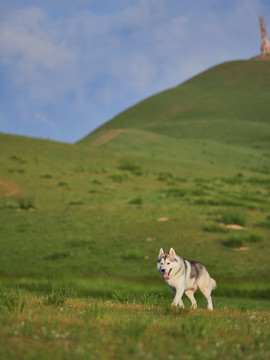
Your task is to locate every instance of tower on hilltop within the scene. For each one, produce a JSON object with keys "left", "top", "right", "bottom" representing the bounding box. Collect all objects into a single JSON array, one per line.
[{"left": 259, "top": 16, "right": 270, "bottom": 55}]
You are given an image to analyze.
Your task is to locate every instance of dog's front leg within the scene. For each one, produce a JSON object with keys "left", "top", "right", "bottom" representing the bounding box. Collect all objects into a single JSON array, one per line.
[{"left": 172, "top": 288, "right": 185, "bottom": 308}]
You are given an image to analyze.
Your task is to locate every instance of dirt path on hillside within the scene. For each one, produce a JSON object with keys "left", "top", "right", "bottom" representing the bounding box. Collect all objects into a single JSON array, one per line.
[
  {"left": 91, "top": 129, "right": 126, "bottom": 147},
  {"left": 0, "top": 179, "right": 20, "bottom": 198}
]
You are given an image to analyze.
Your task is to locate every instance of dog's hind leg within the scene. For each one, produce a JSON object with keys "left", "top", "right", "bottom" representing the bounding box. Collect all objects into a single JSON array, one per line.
[
  {"left": 198, "top": 279, "right": 214, "bottom": 310},
  {"left": 205, "top": 294, "right": 213, "bottom": 310},
  {"left": 185, "top": 289, "right": 197, "bottom": 309}
]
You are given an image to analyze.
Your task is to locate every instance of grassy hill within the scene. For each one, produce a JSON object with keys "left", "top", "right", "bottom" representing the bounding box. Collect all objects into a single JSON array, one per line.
[
  {"left": 80, "top": 59, "right": 270, "bottom": 149},
  {"left": 0, "top": 59, "right": 270, "bottom": 359}
]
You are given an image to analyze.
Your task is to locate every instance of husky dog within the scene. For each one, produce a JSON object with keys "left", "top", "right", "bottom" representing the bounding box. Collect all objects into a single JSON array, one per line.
[{"left": 157, "top": 248, "right": 216, "bottom": 310}]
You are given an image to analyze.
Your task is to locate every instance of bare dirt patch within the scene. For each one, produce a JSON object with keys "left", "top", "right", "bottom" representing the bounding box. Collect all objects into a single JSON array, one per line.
[
  {"left": 220, "top": 224, "right": 245, "bottom": 230},
  {"left": 146, "top": 237, "right": 156, "bottom": 242},
  {"left": 91, "top": 129, "right": 126, "bottom": 147},
  {"left": 156, "top": 217, "right": 169, "bottom": 222},
  {"left": 0, "top": 179, "right": 20, "bottom": 198},
  {"left": 234, "top": 247, "right": 250, "bottom": 251}
]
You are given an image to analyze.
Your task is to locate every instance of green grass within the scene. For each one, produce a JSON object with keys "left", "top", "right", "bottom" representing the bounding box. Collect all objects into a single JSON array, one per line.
[
  {"left": 0, "top": 132, "right": 269, "bottom": 282},
  {"left": 0, "top": 290, "right": 270, "bottom": 360}
]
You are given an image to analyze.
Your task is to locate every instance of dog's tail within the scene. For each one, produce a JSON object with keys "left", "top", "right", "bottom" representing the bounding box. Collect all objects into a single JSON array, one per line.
[{"left": 210, "top": 278, "right": 217, "bottom": 290}]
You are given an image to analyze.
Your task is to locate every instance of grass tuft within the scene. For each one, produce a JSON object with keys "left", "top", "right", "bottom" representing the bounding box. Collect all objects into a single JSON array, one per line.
[
  {"left": 157, "top": 171, "right": 173, "bottom": 181},
  {"left": 222, "top": 231, "right": 263, "bottom": 247},
  {"left": 17, "top": 197, "right": 35, "bottom": 210},
  {"left": 128, "top": 196, "right": 143, "bottom": 205},
  {"left": 43, "top": 287, "right": 77, "bottom": 306},
  {"left": 220, "top": 210, "right": 246, "bottom": 226},
  {"left": 109, "top": 173, "right": 126, "bottom": 182},
  {"left": 0, "top": 288, "right": 26, "bottom": 314},
  {"left": 204, "top": 221, "right": 228, "bottom": 233},
  {"left": 44, "top": 252, "right": 71, "bottom": 260},
  {"left": 119, "top": 160, "right": 142, "bottom": 175},
  {"left": 256, "top": 215, "right": 270, "bottom": 228}
]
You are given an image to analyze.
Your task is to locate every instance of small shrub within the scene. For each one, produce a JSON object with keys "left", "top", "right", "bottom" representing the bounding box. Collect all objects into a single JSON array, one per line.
[
  {"left": 247, "top": 177, "right": 270, "bottom": 185},
  {"left": 167, "top": 180, "right": 177, "bottom": 186},
  {"left": 174, "top": 177, "right": 187, "bottom": 182},
  {"left": 204, "top": 222, "right": 227, "bottom": 233},
  {"left": 157, "top": 171, "right": 173, "bottom": 181},
  {"left": 243, "top": 231, "right": 263, "bottom": 243},
  {"left": 220, "top": 210, "right": 246, "bottom": 226},
  {"left": 164, "top": 188, "right": 187, "bottom": 197},
  {"left": 131, "top": 170, "right": 143, "bottom": 176},
  {"left": 44, "top": 252, "right": 70, "bottom": 260},
  {"left": 256, "top": 215, "right": 270, "bottom": 228},
  {"left": 194, "top": 177, "right": 210, "bottom": 184},
  {"left": 10, "top": 155, "right": 26, "bottom": 163},
  {"left": 58, "top": 181, "right": 68, "bottom": 186},
  {"left": 194, "top": 198, "right": 244, "bottom": 206},
  {"left": 222, "top": 236, "right": 243, "bottom": 248},
  {"left": 92, "top": 179, "right": 102, "bottom": 185},
  {"left": 222, "top": 231, "right": 263, "bottom": 248},
  {"left": 128, "top": 196, "right": 143, "bottom": 205},
  {"left": 89, "top": 189, "right": 97, "bottom": 194},
  {"left": 69, "top": 200, "right": 83, "bottom": 205},
  {"left": 109, "top": 174, "right": 125, "bottom": 183},
  {"left": 221, "top": 176, "right": 243, "bottom": 185},
  {"left": 17, "top": 197, "right": 35, "bottom": 210},
  {"left": 190, "top": 188, "right": 207, "bottom": 196},
  {"left": 40, "top": 174, "right": 52, "bottom": 179},
  {"left": 68, "top": 239, "right": 95, "bottom": 248},
  {"left": 119, "top": 160, "right": 141, "bottom": 174},
  {"left": 8, "top": 168, "right": 25, "bottom": 174}
]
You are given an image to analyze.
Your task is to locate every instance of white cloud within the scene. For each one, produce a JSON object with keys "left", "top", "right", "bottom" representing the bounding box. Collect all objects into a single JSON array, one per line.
[
  {"left": 0, "top": 8, "right": 74, "bottom": 68},
  {"left": 34, "top": 112, "right": 55, "bottom": 128},
  {"left": 0, "top": 7, "right": 77, "bottom": 102},
  {"left": 0, "top": 1, "right": 265, "bottom": 104}
]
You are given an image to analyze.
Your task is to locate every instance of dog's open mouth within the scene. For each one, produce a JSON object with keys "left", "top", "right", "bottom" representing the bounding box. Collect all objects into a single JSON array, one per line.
[{"left": 163, "top": 268, "right": 172, "bottom": 280}]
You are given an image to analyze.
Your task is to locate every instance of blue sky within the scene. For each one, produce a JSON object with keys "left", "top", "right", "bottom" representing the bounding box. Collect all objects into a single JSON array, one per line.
[{"left": 1, "top": 0, "right": 270, "bottom": 143}]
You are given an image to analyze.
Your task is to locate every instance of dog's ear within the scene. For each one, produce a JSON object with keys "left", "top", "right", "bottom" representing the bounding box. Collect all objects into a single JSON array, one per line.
[
  {"left": 159, "top": 248, "right": 164, "bottom": 257},
  {"left": 169, "top": 248, "right": 176, "bottom": 257}
]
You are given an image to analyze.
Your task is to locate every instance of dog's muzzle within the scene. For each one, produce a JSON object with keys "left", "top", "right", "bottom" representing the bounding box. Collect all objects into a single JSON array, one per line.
[{"left": 162, "top": 268, "right": 172, "bottom": 280}]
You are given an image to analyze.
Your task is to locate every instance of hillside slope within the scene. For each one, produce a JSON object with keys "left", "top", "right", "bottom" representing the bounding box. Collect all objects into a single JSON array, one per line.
[
  {"left": 79, "top": 60, "right": 270, "bottom": 149},
  {"left": 0, "top": 59, "right": 270, "bottom": 302}
]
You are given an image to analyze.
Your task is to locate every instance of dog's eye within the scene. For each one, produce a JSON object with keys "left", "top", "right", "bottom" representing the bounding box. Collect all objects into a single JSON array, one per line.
[{"left": 167, "top": 262, "right": 170, "bottom": 265}]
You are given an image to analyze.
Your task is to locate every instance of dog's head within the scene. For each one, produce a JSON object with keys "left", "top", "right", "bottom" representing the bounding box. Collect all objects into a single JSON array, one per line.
[{"left": 157, "top": 248, "right": 178, "bottom": 280}]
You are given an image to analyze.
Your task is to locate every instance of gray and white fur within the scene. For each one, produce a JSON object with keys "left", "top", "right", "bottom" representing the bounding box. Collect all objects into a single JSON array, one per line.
[{"left": 157, "top": 248, "right": 216, "bottom": 310}]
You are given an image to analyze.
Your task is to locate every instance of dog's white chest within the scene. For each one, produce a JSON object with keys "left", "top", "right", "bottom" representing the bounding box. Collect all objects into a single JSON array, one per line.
[
  {"left": 166, "top": 275, "right": 183, "bottom": 289},
  {"left": 166, "top": 275, "right": 196, "bottom": 291}
]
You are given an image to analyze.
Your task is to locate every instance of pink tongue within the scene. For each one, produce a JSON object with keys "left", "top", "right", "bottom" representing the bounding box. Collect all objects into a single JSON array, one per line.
[{"left": 163, "top": 273, "right": 170, "bottom": 280}]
